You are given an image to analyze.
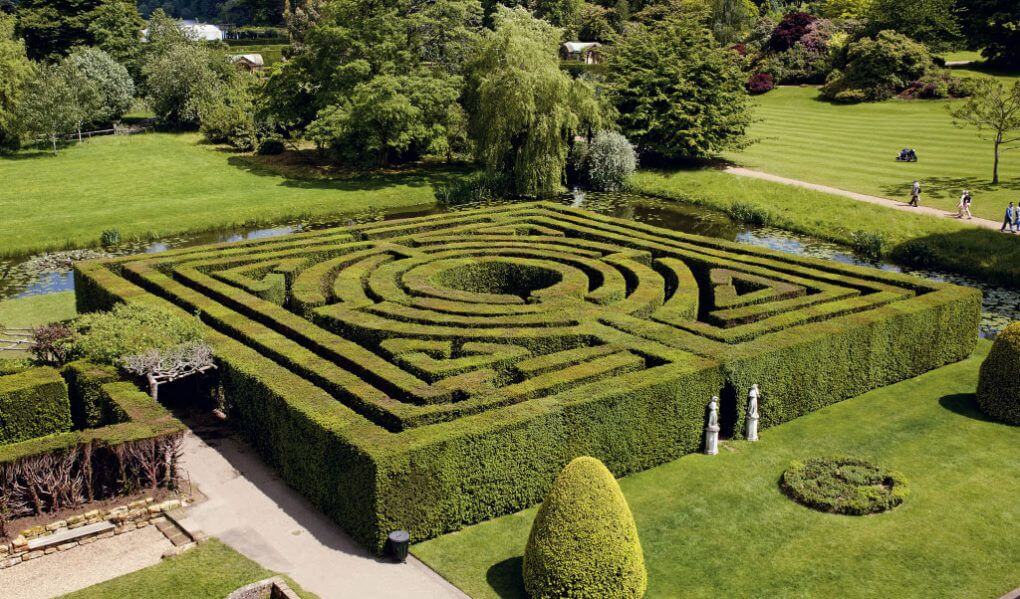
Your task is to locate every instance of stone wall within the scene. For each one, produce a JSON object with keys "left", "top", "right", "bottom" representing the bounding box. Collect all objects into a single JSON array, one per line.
[{"left": 0, "top": 496, "right": 185, "bottom": 569}]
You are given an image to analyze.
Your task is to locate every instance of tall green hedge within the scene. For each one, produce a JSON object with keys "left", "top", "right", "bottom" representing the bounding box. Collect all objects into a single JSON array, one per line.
[
  {"left": 0, "top": 367, "right": 71, "bottom": 444},
  {"left": 977, "top": 322, "right": 1020, "bottom": 425},
  {"left": 524, "top": 456, "right": 647, "bottom": 599},
  {"left": 71, "top": 201, "right": 980, "bottom": 553}
]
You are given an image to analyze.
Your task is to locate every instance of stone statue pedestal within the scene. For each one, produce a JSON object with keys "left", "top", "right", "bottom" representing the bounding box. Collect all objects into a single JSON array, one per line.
[
  {"left": 746, "top": 415, "right": 759, "bottom": 442},
  {"left": 704, "top": 424, "right": 720, "bottom": 455}
]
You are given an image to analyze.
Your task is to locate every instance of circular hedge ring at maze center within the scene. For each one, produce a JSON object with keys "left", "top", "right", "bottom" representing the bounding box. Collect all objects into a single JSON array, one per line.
[{"left": 780, "top": 456, "right": 908, "bottom": 515}]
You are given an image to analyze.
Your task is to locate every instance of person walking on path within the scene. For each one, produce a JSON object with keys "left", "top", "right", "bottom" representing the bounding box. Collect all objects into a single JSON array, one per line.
[
  {"left": 962, "top": 190, "right": 973, "bottom": 220},
  {"left": 1014, "top": 202, "right": 1020, "bottom": 233},
  {"left": 910, "top": 180, "right": 921, "bottom": 207},
  {"left": 1003, "top": 202, "right": 1016, "bottom": 232}
]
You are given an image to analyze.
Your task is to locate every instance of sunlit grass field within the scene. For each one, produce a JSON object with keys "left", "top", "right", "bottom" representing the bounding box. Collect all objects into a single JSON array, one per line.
[
  {"left": 727, "top": 72, "right": 1020, "bottom": 222},
  {"left": 61, "top": 540, "right": 317, "bottom": 599},
  {"left": 414, "top": 341, "right": 1020, "bottom": 599},
  {"left": 0, "top": 133, "right": 446, "bottom": 257}
]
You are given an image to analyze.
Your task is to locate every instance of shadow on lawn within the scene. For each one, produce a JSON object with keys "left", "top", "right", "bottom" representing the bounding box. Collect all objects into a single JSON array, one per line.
[
  {"left": 225, "top": 153, "right": 471, "bottom": 192},
  {"left": 486, "top": 556, "right": 526, "bottom": 599},
  {"left": 880, "top": 176, "right": 1020, "bottom": 201},
  {"left": 888, "top": 227, "right": 1020, "bottom": 288},
  {"left": 938, "top": 393, "right": 997, "bottom": 422}
]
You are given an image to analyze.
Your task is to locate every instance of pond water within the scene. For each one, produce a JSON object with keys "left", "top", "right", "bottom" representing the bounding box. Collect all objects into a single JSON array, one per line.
[{"left": 1, "top": 192, "right": 1016, "bottom": 338}]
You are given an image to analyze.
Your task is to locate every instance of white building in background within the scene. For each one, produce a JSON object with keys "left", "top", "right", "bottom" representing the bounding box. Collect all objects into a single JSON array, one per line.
[
  {"left": 142, "top": 19, "right": 225, "bottom": 42},
  {"left": 179, "top": 20, "right": 225, "bottom": 41}
]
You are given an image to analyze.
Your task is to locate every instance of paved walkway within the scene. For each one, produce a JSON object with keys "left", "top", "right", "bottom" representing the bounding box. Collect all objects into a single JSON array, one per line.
[
  {"left": 0, "top": 525, "right": 172, "bottom": 599},
  {"left": 177, "top": 417, "right": 467, "bottom": 599},
  {"left": 724, "top": 167, "right": 1004, "bottom": 231}
]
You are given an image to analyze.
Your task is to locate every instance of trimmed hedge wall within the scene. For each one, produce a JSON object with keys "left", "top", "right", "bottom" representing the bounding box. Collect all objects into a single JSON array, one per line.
[
  {"left": 0, "top": 363, "right": 186, "bottom": 526},
  {"left": 73, "top": 201, "right": 979, "bottom": 552},
  {"left": 0, "top": 367, "right": 71, "bottom": 444}
]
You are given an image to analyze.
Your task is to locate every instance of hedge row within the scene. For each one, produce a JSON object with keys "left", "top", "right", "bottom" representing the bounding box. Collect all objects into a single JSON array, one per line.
[
  {"left": 72, "top": 201, "right": 980, "bottom": 552},
  {"left": 0, "top": 362, "right": 185, "bottom": 525},
  {"left": 0, "top": 367, "right": 71, "bottom": 444}
]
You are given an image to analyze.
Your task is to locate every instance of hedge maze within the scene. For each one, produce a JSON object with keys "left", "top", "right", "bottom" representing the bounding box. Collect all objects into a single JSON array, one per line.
[{"left": 74, "top": 202, "right": 981, "bottom": 550}]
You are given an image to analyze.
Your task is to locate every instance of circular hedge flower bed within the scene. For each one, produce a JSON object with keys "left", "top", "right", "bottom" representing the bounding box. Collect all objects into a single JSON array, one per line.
[{"left": 780, "top": 456, "right": 908, "bottom": 515}]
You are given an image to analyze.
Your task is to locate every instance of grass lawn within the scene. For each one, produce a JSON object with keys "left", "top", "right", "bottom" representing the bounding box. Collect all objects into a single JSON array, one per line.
[
  {"left": 940, "top": 49, "right": 985, "bottom": 63},
  {"left": 60, "top": 539, "right": 317, "bottom": 599},
  {"left": 0, "top": 133, "right": 449, "bottom": 257},
  {"left": 630, "top": 168, "right": 1020, "bottom": 286},
  {"left": 0, "top": 291, "right": 77, "bottom": 328},
  {"left": 727, "top": 82, "right": 1020, "bottom": 222},
  {"left": 414, "top": 340, "right": 1020, "bottom": 599}
]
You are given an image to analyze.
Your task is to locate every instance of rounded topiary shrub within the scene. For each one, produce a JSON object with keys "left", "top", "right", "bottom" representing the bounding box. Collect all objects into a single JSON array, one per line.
[
  {"left": 781, "top": 456, "right": 908, "bottom": 515},
  {"left": 523, "top": 456, "right": 647, "bottom": 599},
  {"left": 580, "top": 131, "right": 638, "bottom": 192},
  {"left": 977, "top": 322, "right": 1020, "bottom": 424},
  {"left": 747, "top": 72, "right": 775, "bottom": 95}
]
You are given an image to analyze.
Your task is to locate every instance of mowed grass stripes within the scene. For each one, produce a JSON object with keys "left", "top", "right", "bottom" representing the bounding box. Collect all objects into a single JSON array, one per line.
[{"left": 728, "top": 84, "right": 1020, "bottom": 220}]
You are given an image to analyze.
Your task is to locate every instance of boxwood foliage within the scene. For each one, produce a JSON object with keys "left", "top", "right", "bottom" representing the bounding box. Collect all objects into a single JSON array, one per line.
[
  {"left": 72, "top": 201, "right": 979, "bottom": 551},
  {"left": 0, "top": 367, "right": 71, "bottom": 444},
  {"left": 977, "top": 322, "right": 1020, "bottom": 425},
  {"left": 781, "top": 456, "right": 908, "bottom": 515},
  {"left": 524, "top": 456, "right": 647, "bottom": 599},
  {"left": 0, "top": 362, "right": 186, "bottom": 523}
]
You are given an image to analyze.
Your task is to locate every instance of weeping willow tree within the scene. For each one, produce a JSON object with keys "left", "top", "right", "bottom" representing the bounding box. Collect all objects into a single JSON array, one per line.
[{"left": 464, "top": 6, "right": 601, "bottom": 197}]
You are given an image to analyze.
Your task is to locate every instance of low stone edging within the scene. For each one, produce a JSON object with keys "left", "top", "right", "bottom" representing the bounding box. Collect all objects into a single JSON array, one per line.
[
  {"left": 0, "top": 496, "right": 187, "bottom": 568},
  {"left": 226, "top": 576, "right": 301, "bottom": 599}
]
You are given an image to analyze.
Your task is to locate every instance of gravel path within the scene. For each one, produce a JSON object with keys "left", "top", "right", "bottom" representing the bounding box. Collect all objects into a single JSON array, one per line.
[
  {"left": 724, "top": 166, "right": 1004, "bottom": 232},
  {"left": 0, "top": 525, "right": 172, "bottom": 599}
]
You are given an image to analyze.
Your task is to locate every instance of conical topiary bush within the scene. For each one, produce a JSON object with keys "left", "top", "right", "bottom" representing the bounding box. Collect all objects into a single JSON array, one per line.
[
  {"left": 523, "top": 456, "right": 647, "bottom": 599},
  {"left": 977, "top": 322, "right": 1020, "bottom": 425}
]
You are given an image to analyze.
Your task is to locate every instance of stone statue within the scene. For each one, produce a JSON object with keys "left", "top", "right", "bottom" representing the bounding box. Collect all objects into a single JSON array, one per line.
[
  {"left": 746, "top": 384, "right": 760, "bottom": 442},
  {"left": 704, "top": 396, "right": 720, "bottom": 455}
]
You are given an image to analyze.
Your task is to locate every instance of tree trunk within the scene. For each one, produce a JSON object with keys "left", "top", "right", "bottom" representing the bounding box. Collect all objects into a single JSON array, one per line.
[
  {"left": 77, "top": 123, "right": 82, "bottom": 143},
  {"left": 51, "top": 135, "right": 57, "bottom": 155},
  {"left": 993, "top": 135, "right": 1001, "bottom": 185}
]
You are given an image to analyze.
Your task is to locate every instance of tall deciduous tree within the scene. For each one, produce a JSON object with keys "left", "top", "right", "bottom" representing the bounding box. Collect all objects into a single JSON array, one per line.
[
  {"left": 16, "top": 64, "right": 78, "bottom": 153},
  {"left": 141, "top": 9, "right": 232, "bottom": 128},
  {"left": 535, "top": 0, "right": 584, "bottom": 37},
  {"left": 87, "top": 1, "right": 146, "bottom": 75},
  {"left": 64, "top": 46, "right": 135, "bottom": 127},
  {"left": 865, "top": 0, "right": 960, "bottom": 51},
  {"left": 606, "top": 1, "right": 751, "bottom": 161},
  {"left": 707, "top": 0, "right": 759, "bottom": 45},
  {"left": 143, "top": 43, "right": 229, "bottom": 127},
  {"left": 950, "top": 79, "right": 1020, "bottom": 185},
  {"left": 266, "top": 0, "right": 482, "bottom": 157},
  {"left": 15, "top": 0, "right": 141, "bottom": 60},
  {"left": 306, "top": 73, "right": 465, "bottom": 165},
  {"left": 0, "top": 13, "right": 35, "bottom": 151},
  {"left": 464, "top": 6, "right": 602, "bottom": 196},
  {"left": 959, "top": 0, "right": 1020, "bottom": 68}
]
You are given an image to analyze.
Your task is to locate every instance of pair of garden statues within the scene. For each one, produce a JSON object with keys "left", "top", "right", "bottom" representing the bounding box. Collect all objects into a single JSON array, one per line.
[{"left": 704, "top": 384, "right": 760, "bottom": 455}]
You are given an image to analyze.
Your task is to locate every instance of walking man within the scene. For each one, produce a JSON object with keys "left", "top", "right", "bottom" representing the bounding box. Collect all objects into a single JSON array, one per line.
[
  {"left": 1003, "top": 202, "right": 1016, "bottom": 233},
  {"left": 910, "top": 180, "right": 921, "bottom": 207},
  {"left": 963, "top": 191, "right": 973, "bottom": 220}
]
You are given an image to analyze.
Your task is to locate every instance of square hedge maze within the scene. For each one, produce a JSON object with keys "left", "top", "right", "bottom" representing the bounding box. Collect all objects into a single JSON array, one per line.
[{"left": 76, "top": 202, "right": 979, "bottom": 549}]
